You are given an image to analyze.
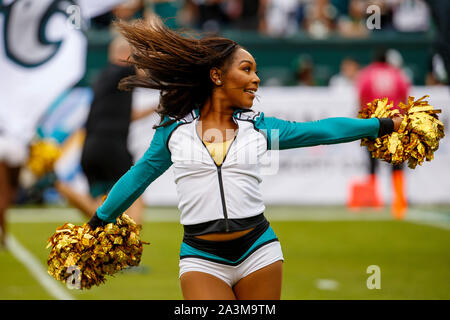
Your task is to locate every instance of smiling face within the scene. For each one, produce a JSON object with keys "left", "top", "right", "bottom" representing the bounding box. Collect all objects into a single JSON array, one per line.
[{"left": 210, "top": 48, "right": 260, "bottom": 109}]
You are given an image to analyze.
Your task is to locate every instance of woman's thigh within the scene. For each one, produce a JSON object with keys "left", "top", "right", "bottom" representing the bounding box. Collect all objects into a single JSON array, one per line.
[
  {"left": 180, "top": 271, "right": 237, "bottom": 300},
  {"left": 232, "top": 260, "right": 283, "bottom": 300}
]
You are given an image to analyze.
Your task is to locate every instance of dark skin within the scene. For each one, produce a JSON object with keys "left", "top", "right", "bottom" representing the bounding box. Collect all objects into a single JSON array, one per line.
[
  {"left": 182, "top": 48, "right": 403, "bottom": 299},
  {"left": 183, "top": 48, "right": 283, "bottom": 300},
  {"left": 195, "top": 48, "right": 260, "bottom": 243},
  {"left": 197, "top": 48, "right": 260, "bottom": 144}
]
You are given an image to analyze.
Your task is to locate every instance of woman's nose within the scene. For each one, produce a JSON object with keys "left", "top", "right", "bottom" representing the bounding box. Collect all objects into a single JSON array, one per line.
[{"left": 253, "top": 74, "right": 260, "bottom": 86}]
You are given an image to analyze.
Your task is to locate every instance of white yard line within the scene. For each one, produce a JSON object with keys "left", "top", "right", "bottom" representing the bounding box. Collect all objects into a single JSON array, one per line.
[
  {"left": 5, "top": 234, "right": 75, "bottom": 300},
  {"left": 404, "top": 209, "right": 450, "bottom": 231}
]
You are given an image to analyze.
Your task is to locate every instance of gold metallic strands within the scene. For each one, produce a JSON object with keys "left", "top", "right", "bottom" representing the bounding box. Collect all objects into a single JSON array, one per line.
[
  {"left": 27, "top": 139, "right": 61, "bottom": 177},
  {"left": 359, "top": 96, "right": 445, "bottom": 169},
  {"left": 46, "top": 213, "right": 148, "bottom": 289}
]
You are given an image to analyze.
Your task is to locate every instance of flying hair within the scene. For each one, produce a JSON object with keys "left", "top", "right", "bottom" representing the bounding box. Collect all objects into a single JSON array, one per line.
[{"left": 114, "top": 15, "right": 240, "bottom": 128}]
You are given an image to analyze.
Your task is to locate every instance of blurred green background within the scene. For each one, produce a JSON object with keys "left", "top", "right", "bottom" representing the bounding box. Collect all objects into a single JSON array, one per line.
[{"left": 82, "top": 29, "right": 435, "bottom": 87}]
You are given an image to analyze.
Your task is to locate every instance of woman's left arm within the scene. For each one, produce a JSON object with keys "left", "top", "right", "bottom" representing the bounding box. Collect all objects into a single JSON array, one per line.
[{"left": 253, "top": 113, "right": 395, "bottom": 150}]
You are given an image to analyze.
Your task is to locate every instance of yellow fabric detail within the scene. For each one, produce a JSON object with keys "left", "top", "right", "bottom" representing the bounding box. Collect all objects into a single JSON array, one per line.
[{"left": 203, "top": 139, "right": 233, "bottom": 166}]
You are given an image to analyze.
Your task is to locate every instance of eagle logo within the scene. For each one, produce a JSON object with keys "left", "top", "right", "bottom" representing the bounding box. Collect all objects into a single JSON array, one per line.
[{"left": 1, "top": 0, "right": 80, "bottom": 67}]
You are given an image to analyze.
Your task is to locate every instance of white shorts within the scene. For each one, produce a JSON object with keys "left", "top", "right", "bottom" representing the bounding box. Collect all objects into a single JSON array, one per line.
[
  {"left": 179, "top": 241, "right": 284, "bottom": 287},
  {"left": 0, "top": 135, "right": 28, "bottom": 166}
]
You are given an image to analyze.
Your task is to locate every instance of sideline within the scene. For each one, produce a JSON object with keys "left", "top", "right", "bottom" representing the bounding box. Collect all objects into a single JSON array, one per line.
[
  {"left": 403, "top": 209, "right": 450, "bottom": 231},
  {"left": 5, "top": 234, "right": 75, "bottom": 300}
]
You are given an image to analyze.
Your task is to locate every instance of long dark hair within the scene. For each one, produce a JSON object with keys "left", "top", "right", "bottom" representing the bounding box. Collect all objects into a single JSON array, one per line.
[{"left": 114, "top": 16, "right": 240, "bottom": 128}]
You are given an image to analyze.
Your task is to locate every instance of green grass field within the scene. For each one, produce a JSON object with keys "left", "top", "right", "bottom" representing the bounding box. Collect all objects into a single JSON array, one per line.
[{"left": 1, "top": 205, "right": 449, "bottom": 300}]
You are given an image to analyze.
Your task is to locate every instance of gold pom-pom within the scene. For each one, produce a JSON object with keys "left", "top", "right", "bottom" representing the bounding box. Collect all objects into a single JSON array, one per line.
[
  {"left": 46, "top": 213, "right": 148, "bottom": 289},
  {"left": 27, "top": 139, "right": 61, "bottom": 177},
  {"left": 358, "top": 95, "right": 445, "bottom": 169}
]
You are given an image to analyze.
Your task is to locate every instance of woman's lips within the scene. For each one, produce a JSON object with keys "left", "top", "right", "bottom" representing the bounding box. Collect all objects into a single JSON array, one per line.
[{"left": 244, "top": 88, "right": 257, "bottom": 98}]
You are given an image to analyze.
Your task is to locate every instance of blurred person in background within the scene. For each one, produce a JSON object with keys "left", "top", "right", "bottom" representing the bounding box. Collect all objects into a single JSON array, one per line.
[
  {"left": 337, "top": 0, "right": 369, "bottom": 38},
  {"left": 32, "top": 35, "right": 157, "bottom": 225},
  {"left": 426, "top": 53, "right": 448, "bottom": 86},
  {"left": 176, "top": 0, "right": 200, "bottom": 28},
  {"left": 0, "top": 0, "right": 129, "bottom": 249},
  {"left": 91, "top": 0, "right": 145, "bottom": 29},
  {"left": 112, "top": 0, "right": 144, "bottom": 20},
  {"left": 391, "top": 0, "right": 430, "bottom": 33},
  {"left": 302, "top": 0, "right": 338, "bottom": 39},
  {"left": 329, "top": 57, "right": 360, "bottom": 88},
  {"left": 189, "top": 0, "right": 230, "bottom": 33},
  {"left": 262, "top": 0, "right": 299, "bottom": 36},
  {"left": 225, "top": 0, "right": 268, "bottom": 32},
  {"left": 144, "top": 0, "right": 183, "bottom": 29},
  {"left": 424, "top": 0, "right": 450, "bottom": 87},
  {"left": 294, "top": 54, "right": 316, "bottom": 86},
  {"left": 356, "top": 48, "right": 410, "bottom": 219}
]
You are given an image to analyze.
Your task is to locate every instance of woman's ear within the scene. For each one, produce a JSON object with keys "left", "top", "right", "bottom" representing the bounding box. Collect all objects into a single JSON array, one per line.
[{"left": 210, "top": 67, "right": 223, "bottom": 86}]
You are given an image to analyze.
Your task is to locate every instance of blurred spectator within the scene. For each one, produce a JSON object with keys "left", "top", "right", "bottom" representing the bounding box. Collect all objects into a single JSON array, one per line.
[
  {"left": 177, "top": 0, "right": 200, "bottom": 28},
  {"left": 263, "top": 0, "right": 299, "bottom": 36},
  {"left": 372, "top": 0, "right": 395, "bottom": 31},
  {"left": 113, "top": 0, "right": 144, "bottom": 20},
  {"left": 356, "top": 48, "right": 410, "bottom": 219},
  {"left": 226, "top": 0, "right": 268, "bottom": 32},
  {"left": 391, "top": 0, "right": 430, "bottom": 32},
  {"left": 144, "top": 0, "right": 183, "bottom": 29},
  {"left": 337, "top": 0, "right": 369, "bottom": 38},
  {"left": 294, "top": 54, "right": 316, "bottom": 86},
  {"left": 302, "top": 0, "right": 338, "bottom": 39},
  {"left": 424, "top": 0, "right": 450, "bottom": 87},
  {"left": 329, "top": 58, "right": 360, "bottom": 87},
  {"left": 357, "top": 48, "right": 410, "bottom": 109},
  {"left": 90, "top": 0, "right": 145, "bottom": 30},
  {"left": 426, "top": 53, "right": 448, "bottom": 86},
  {"left": 385, "top": 48, "right": 414, "bottom": 82},
  {"left": 189, "top": 0, "right": 230, "bottom": 33}
]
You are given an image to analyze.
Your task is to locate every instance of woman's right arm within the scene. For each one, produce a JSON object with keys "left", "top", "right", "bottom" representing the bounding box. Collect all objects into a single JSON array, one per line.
[{"left": 90, "top": 125, "right": 173, "bottom": 226}]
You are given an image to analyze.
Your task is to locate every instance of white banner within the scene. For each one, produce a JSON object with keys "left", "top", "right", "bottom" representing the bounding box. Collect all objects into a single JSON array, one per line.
[{"left": 130, "top": 86, "right": 450, "bottom": 205}]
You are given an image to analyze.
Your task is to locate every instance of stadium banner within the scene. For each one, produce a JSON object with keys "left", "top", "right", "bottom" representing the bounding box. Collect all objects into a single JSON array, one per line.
[{"left": 41, "top": 86, "right": 450, "bottom": 205}]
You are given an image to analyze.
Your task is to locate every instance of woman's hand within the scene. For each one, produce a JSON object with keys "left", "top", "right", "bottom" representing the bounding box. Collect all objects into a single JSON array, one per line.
[
  {"left": 392, "top": 114, "right": 403, "bottom": 132},
  {"left": 88, "top": 213, "right": 108, "bottom": 230}
]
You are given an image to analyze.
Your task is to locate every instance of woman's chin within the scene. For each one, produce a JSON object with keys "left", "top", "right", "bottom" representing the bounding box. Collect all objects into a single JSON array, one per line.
[
  {"left": 232, "top": 102, "right": 253, "bottom": 110},
  {"left": 240, "top": 101, "right": 254, "bottom": 109}
]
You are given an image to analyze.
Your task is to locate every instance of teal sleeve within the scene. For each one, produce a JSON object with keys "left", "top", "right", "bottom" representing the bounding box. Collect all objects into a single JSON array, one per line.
[
  {"left": 96, "top": 125, "right": 173, "bottom": 223},
  {"left": 253, "top": 113, "right": 380, "bottom": 150}
]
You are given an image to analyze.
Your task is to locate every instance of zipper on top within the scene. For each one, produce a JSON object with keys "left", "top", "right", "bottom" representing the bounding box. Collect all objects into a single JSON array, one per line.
[{"left": 195, "top": 119, "right": 238, "bottom": 233}]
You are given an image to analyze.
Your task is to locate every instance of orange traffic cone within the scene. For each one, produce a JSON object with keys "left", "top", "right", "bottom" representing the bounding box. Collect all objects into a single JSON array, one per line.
[
  {"left": 348, "top": 174, "right": 383, "bottom": 209},
  {"left": 392, "top": 170, "right": 407, "bottom": 219}
]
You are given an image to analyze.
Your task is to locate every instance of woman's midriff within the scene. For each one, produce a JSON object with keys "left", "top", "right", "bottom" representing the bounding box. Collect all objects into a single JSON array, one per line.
[{"left": 194, "top": 227, "right": 254, "bottom": 241}]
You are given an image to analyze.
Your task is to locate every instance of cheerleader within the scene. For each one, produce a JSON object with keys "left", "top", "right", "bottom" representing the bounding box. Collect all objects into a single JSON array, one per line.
[{"left": 87, "top": 16, "right": 403, "bottom": 299}]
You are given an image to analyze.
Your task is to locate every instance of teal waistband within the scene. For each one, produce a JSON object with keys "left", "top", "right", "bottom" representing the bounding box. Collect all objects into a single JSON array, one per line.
[{"left": 180, "top": 225, "right": 278, "bottom": 265}]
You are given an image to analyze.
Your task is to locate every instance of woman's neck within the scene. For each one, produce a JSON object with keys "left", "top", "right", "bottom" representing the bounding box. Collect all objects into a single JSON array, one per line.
[
  {"left": 197, "top": 97, "right": 238, "bottom": 143},
  {"left": 200, "top": 97, "right": 234, "bottom": 124}
]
